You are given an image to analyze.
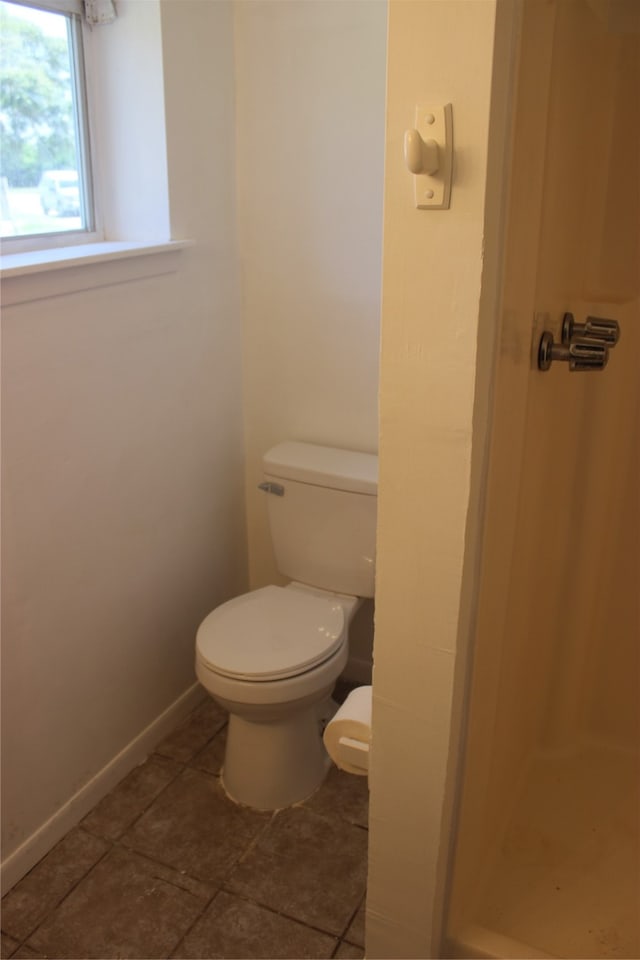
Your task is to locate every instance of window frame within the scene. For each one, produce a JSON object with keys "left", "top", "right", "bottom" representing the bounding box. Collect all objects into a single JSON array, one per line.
[{"left": 0, "top": 0, "right": 103, "bottom": 254}]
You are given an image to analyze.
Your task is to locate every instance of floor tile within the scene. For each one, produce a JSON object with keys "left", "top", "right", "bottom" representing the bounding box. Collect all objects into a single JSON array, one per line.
[
  {"left": 3, "top": 694, "right": 370, "bottom": 959},
  {"left": 0, "top": 828, "right": 109, "bottom": 941},
  {"left": 127, "top": 846, "right": 218, "bottom": 902},
  {"left": 226, "top": 806, "right": 368, "bottom": 936},
  {"left": 335, "top": 941, "right": 364, "bottom": 959},
  {"left": 1, "top": 934, "right": 18, "bottom": 959},
  {"left": 155, "top": 698, "right": 227, "bottom": 763},
  {"left": 188, "top": 724, "right": 227, "bottom": 776},
  {"left": 303, "top": 766, "right": 369, "bottom": 829},
  {"left": 26, "top": 845, "right": 206, "bottom": 960},
  {"left": 10, "top": 948, "right": 45, "bottom": 960},
  {"left": 82, "top": 755, "right": 182, "bottom": 840},
  {"left": 173, "top": 890, "right": 337, "bottom": 959},
  {"left": 343, "top": 896, "right": 366, "bottom": 948},
  {"left": 122, "top": 767, "right": 271, "bottom": 885}
]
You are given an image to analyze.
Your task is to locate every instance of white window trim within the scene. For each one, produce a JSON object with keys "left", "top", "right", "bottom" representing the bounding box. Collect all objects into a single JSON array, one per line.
[
  {"left": 0, "top": 239, "right": 192, "bottom": 306},
  {"left": 9, "top": 0, "right": 82, "bottom": 15},
  {"left": 0, "top": 238, "right": 191, "bottom": 278}
]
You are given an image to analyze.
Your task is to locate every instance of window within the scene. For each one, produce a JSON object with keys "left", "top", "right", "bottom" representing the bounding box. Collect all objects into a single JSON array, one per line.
[{"left": 0, "top": 0, "right": 96, "bottom": 249}]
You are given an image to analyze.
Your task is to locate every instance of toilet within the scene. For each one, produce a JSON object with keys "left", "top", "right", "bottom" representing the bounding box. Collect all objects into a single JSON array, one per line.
[{"left": 195, "top": 440, "right": 377, "bottom": 810}]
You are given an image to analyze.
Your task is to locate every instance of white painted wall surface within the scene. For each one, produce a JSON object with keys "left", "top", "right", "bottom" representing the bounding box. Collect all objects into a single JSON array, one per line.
[
  {"left": 1, "top": 0, "right": 247, "bottom": 888},
  {"left": 89, "top": 0, "right": 171, "bottom": 241},
  {"left": 367, "top": 2, "right": 501, "bottom": 956},
  {"left": 234, "top": 0, "right": 387, "bottom": 590}
]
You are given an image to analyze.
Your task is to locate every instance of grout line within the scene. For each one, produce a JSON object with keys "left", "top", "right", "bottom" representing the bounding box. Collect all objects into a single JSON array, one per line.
[
  {"left": 9, "top": 705, "right": 225, "bottom": 955},
  {"left": 336, "top": 888, "right": 367, "bottom": 945},
  {"left": 88, "top": 718, "right": 228, "bottom": 846},
  {"left": 333, "top": 938, "right": 359, "bottom": 959},
  {"left": 184, "top": 721, "right": 228, "bottom": 767},
  {"left": 167, "top": 887, "right": 222, "bottom": 959},
  {"left": 94, "top": 758, "right": 189, "bottom": 843},
  {"left": 116, "top": 775, "right": 269, "bottom": 887},
  {"left": 228, "top": 811, "right": 277, "bottom": 870},
  {"left": 154, "top": 717, "right": 228, "bottom": 769},
  {"left": 112, "top": 838, "right": 201, "bottom": 886},
  {"left": 2, "top": 935, "right": 21, "bottom": 960},
  {"left": 15, "top": 832, "right": 115, "bottom": 949},
  {"left": 219, "top": 799, "right": 369, "bottom": 944},
  {"left": 218, "top": 887, "right": 345, "bottom": 943},
  {"left": 333, "top": 937, "right": 365, "bottom": 959},
  {"left": 7, "top": 708, "right": 228, "bottom": 956},
  {"left": 126, "top": 847, "right": 217, "bottom": 902},
  {"left": 5, "top": 699, "right": 370, "bottom": 960}
]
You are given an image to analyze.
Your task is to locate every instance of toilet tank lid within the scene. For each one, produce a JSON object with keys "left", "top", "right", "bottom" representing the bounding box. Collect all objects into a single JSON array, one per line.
[{"left": 263, "top": 442, "right": 378, "bottom": 495}]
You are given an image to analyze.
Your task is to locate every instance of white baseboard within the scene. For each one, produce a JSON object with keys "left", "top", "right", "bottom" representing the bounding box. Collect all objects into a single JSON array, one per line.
[{"left": 1, "top": 683, "right": 206, "bottom": 895}]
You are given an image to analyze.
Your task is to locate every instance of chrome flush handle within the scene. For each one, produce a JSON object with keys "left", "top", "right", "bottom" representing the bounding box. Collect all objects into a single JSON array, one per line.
[
  {"left": 538, "top": 332, "right": 608, "bottom": 371},
  {"left": 538, "top": 312, "right": 621, "bottom": 372},
  {"left": 562, "top": 312, "right": 620, "bottom": 346}
]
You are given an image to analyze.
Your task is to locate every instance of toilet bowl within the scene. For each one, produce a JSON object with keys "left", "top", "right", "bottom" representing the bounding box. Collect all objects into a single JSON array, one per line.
[
  {"left": 196, "top": 582, "right": 360, "bottom": 810},
  {"left": 195, "top": 440, "right": 377, "bottom": 811}
]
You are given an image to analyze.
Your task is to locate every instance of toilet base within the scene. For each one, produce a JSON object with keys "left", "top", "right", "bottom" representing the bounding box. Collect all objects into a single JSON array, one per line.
[{"left": 221, "top": 706, "right": 332, "bottom": 810}]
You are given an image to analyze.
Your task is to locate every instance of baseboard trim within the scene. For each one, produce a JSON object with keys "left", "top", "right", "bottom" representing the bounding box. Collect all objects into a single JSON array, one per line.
[{"left": 1, "top": 682, "right": 205, "bottom": 894}]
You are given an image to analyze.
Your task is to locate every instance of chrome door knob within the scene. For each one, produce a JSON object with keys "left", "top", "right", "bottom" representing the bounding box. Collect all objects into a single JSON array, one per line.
[
  {"left": 562, "top": 312, "right": 620, "bottom": 346},
  {"left": 538, "top": 331, "right": 608, "bottom": 372}
]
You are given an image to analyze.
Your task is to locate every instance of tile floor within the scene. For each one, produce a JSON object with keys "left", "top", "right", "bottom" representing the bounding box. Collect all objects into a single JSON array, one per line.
[{"left": 1, "top": 692, "right": 369, "bottom": 960}]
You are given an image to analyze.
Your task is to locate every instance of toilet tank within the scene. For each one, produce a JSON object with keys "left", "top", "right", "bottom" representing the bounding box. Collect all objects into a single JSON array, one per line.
[{"left": 262, "top": 441, "right": 378, "bottom": 597}]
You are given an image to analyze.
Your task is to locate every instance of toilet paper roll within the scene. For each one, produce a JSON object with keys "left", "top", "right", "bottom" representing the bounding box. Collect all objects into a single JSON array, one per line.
[{"left": 323, "top": 685, "right": 372, "bottom": 775}]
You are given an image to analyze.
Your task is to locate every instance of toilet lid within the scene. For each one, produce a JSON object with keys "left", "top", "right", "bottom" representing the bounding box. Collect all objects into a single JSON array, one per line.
[{"left": 196, "top": 585, "right": 345, "bottom": 681}]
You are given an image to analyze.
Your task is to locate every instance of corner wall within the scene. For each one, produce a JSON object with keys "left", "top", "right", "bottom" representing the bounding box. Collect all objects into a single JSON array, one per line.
[
  {"left": 234, "top": 0, "right": 387, "bottom": 588},
  {"left": 367, "top": 2, "right": 501, "bottom": 955},
  {"left": 0, "top": 0, "right": 246, "bottom": 890}
]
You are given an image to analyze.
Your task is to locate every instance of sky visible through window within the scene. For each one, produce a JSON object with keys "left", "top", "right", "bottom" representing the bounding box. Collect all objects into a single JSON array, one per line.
[{"left": 5, "top": 1, "right": 66, "bottom": 37}]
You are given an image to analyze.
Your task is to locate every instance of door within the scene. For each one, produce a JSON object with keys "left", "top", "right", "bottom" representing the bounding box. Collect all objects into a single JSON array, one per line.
[
  {"left": 485, "top": 0, "right": 639, "bottom": 762},
  {"left": 448, "top": 1, "right": 639, "bottom": 955}
]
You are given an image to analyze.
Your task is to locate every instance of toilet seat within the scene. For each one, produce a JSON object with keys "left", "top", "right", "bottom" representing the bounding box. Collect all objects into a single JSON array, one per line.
[{"left": 196, "top": 585, "right": 345, "bottom": 682}]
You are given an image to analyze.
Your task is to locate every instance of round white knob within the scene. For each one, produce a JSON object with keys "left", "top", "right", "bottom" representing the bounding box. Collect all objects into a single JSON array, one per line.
[{"left": 403, "top": 130, "right": 439, "bottom": 176}]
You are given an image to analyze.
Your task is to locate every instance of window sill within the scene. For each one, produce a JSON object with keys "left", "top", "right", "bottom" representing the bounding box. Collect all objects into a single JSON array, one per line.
[{"left": 0, "top": 239, "right": 192, "bottom": 306}]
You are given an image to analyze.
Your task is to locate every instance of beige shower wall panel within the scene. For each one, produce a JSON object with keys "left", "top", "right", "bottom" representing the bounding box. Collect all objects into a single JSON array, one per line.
[
  {"left": 581, "top": 407, "right": 640, "bottom": 749},
  {"left": 448, "top": 0, "right": 640, "bottom": 927},
  {"left": 533, "top": 2, "right": 640, "bottom": 752}
]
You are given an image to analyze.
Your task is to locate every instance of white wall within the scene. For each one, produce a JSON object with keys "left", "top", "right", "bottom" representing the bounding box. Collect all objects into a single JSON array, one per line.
[
  {"left": 1, "top": 0, "right": 388, "bottom": 887},
  {"left": 367, "top": 1, "right": 505, "bottom": 956},
  {"left": 1, "top": 0, "right": 247, "bottom": 889},
  {"left": 234, "top": 0, "right": 387, "bottom": 589},
  {"left": 90, "top": 0, "right": 170, "bottom": 241}
]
